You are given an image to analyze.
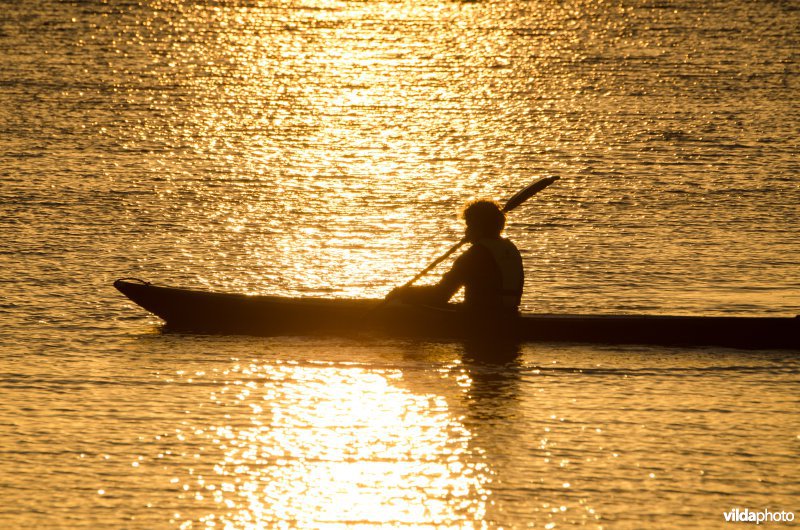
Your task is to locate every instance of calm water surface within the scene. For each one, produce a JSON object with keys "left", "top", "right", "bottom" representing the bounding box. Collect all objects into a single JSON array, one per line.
[{"left": 1, "top": 0, "right": 798, "bottom": 528}]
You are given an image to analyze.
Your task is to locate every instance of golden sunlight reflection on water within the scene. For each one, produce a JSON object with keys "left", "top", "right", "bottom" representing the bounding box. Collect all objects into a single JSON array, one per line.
[
  {"left": 97, "top": 0, "right": 797, "bottom": 313},
  {"left": 171, "top": 361, "right": 489, "bottom": 529},
  {"left": 114, "top": 0, "right": 623, "bottom": 301}
]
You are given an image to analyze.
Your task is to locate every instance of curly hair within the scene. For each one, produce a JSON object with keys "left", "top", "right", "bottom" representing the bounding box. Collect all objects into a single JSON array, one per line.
[{"left": 462, "top": 200, "right": 506, "bottom": 236}]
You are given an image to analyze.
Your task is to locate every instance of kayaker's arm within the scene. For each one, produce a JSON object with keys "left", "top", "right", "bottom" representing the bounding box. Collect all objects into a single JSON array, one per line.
[
  {"left": 385, "top": 284, "right": 452, "bottom": 306},
  {"left": 385, "top": 247, "right": 481, "bottom": 306}
]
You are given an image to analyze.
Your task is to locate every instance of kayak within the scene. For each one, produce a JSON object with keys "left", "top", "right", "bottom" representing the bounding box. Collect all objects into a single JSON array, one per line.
[{"left": 114, "top": 279, "right": 800, "bottom": 350}]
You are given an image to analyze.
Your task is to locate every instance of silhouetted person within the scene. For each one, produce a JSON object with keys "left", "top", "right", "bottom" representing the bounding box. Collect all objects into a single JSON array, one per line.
[{"left": 387, "top": 200, "right": 524, "bottom": 316}]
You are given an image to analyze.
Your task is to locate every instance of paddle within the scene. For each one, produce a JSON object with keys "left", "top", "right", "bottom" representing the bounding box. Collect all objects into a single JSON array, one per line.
[{"left": 395, "top": 176, "right": 560, "bottom": 291}]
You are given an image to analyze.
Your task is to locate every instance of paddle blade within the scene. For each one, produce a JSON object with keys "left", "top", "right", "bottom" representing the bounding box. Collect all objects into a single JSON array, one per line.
[{"left": 501, "top": 176, "right": 559, "bottom": 213}]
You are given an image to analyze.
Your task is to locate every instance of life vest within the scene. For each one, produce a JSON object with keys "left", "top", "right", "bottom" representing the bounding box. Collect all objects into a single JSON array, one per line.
[{"left": 475, "top": 237, "right": 524, "bottom": 308}]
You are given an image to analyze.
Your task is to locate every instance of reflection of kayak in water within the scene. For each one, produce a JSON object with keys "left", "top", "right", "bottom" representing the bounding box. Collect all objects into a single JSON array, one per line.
[{"left": 114, "top": 279, "right": 800, "bottom": 350}]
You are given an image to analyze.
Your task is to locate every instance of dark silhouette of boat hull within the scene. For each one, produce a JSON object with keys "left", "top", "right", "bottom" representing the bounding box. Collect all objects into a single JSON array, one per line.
[{"left": 114, "top": 279, "right": 799, "bottom": 350}]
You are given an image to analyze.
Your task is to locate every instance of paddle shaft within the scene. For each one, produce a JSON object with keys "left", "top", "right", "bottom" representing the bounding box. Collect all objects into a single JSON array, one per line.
[
  {"left": 399, "top": 176, "right": 559, "bottom": 289},
  {"left": 399, "top": 237, "right": 467, "bottom": 289}
]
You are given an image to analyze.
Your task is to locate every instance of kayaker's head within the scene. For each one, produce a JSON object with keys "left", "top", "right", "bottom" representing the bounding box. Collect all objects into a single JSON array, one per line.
[{"left": 462, "top": 200, "right": 505, "bottom": 242}]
